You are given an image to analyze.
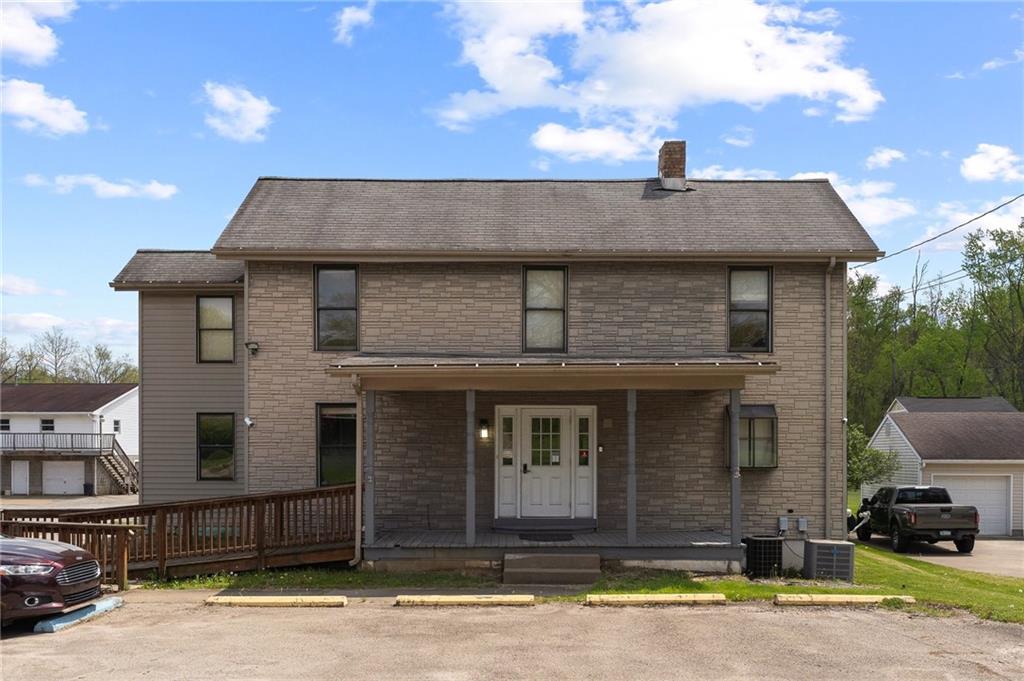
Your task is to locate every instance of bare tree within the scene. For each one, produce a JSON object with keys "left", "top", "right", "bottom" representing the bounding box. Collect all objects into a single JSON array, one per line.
[
  {"left": 75, "top": 344, "right": 138, "bottom": 383},
  {"left": 0, "top": 338, "right": 14, "bottom": 383},
  {"left": 33, "top": 328, "right": 80, "bottom": 382}
]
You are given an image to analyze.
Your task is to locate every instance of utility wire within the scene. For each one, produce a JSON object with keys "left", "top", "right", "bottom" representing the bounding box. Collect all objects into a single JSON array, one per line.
[{"left": 851, "top": 193, "right": 1024, "bottom": 270}]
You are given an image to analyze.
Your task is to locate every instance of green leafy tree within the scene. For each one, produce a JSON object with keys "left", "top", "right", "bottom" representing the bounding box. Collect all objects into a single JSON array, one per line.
[{"left": 847, "top": 423, "right": 899, "bottom": 491}]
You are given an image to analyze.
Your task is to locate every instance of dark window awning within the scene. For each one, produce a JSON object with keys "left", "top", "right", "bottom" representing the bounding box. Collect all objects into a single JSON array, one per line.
[
  {"left": 327, "top": 355, "right": 779, "bottom": 392},
  {"left": 728, "top": 404, "right": 778, "bottom": 419}
]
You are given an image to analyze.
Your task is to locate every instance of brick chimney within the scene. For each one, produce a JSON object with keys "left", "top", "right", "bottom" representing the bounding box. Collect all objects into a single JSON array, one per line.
[{"left": 658, "top": 140, "right": 686, "bottom": 191}]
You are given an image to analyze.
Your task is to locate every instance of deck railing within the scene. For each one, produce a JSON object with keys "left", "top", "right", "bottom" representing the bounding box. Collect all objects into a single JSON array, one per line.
[
  {"left": 0, "top": 432, "right": 116, "bottom": 452},
  {"left": 2, "top": 484, "right": 357, "bottom": 578},
  {"left": 0, "top": 520, "right": 139, "bottom": 590}
]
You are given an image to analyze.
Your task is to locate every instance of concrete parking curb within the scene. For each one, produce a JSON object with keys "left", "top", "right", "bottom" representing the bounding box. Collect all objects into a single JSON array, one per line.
[
  {"left": 394, "top": 595, "right": 535, "bottom": 607},
  {"left": 34, "top": 597, "right": 124, "bottom": 633},
  {"left": 585, "top": 593, "right": 727, "bottom": 606},
  {"left": 773, "top": 594, "right": 916, "bottom": 606},
  {"left": 205, "top": 595, "right": 349, "bottom": 607}
]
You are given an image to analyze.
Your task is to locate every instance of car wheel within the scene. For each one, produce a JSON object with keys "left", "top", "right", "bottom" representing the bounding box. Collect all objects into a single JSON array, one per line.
[
  {"left": 954, "top": 536, "right": 975, "bottom": 554},
  {"left": 856, "top": 526, "right": 872, "bottom": 542},
  {"left": 890, "top": 526, "right": 910, "bottom": 553}
]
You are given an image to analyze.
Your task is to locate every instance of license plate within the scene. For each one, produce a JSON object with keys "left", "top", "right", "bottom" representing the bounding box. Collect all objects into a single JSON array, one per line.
[
  {"left": 940, "top": 530, "right": 951, "bottom": 536},
  {"left": 941, "top": 513, "right": 951, "bottom": 519}
]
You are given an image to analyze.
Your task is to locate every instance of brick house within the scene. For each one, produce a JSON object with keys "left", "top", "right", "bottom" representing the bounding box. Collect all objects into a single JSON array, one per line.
[{"left": 112, "top": 141, "right": 881, "bottom": 570}]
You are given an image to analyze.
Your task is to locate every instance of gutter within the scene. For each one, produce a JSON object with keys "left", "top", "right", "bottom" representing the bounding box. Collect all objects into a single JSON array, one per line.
[{"left": 824, "top": 256, "right": 836, "bottom": 538}]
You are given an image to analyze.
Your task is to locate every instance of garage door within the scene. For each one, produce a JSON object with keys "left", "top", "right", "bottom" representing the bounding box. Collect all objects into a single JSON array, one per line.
[
  {"left": 933, "top": 474, "right": 1010, "bottom": 536},
  {"left": 42, "top": 461, "right": 85, "bottom": 495}
]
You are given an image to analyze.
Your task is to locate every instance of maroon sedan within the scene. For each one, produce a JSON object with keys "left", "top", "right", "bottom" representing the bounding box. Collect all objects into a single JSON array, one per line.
[{"left": 0, "top": 534, "right": 102, "bottom": 625}]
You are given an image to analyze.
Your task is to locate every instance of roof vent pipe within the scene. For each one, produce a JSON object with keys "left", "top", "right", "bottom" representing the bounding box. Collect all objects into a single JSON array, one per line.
[{"left": 658, "top": 140, "right": 686, "bottom": 191}]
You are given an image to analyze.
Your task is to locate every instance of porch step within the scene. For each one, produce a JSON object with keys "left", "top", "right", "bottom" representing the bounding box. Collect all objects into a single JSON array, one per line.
[
  {"left": 502, "top": 553, "right": 602, "bottom": 585},
  {"left": 493, "top": 518, "right": 597, "bottom": 534}
]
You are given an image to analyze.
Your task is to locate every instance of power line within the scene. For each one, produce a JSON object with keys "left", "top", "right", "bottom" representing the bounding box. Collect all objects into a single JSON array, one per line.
[{"left": 851, "top": 193, "right": 1024, "bottom": 270}]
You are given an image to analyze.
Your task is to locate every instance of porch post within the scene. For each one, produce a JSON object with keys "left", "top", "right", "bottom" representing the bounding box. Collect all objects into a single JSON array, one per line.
[
  {"left": 626, "top": 389, "right": 637, "bottom": 546},
  {"left": 729, "top": 388, "right": 742, "bottom": 547},
  {"left": 465, "top": 389, "right": 476, "bottom": 547},
  {"left": 364, "top": 390, "right": 376, "bottom": 547}
]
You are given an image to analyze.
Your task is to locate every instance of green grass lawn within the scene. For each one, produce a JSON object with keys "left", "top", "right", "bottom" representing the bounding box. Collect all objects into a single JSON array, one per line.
[
  {"left": 143, "top": 543, "right": 1024, "bottom": 624},
  {"left": 848, "top": 488, "right": 863, "bottom": 513}
]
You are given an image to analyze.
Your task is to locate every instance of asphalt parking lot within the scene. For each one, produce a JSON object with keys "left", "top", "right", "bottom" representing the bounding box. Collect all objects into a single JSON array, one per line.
[
  {"left": 3, "top": 590, "right": 1022, "bottom": 680},
  {"left": 857, "top": 537, "right": 1024, "bottom": 578}
]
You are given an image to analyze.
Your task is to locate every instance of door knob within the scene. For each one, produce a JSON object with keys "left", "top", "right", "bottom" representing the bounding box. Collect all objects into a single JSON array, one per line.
[{"left": 522, "top": 463, "right": 529, "bottom": 474}]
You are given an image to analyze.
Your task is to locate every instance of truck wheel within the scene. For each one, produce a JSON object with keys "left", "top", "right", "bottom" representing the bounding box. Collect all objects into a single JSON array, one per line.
[
  {"left": 890, "top": 526, "right": 910, "bottom": 553},
  {"left": 954, "top": 536, "right": 975, "bottom": 554},
  {"left": 856, "top": 526, "right": 872, "bottom": 542}
]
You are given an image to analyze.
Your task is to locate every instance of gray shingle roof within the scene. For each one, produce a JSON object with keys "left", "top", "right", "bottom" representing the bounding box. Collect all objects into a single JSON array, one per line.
[
  {"left": 211, "top": 178, "right": 881, "bottom": 259},
  {"left": 894, "top": 396, "right": 1018, "bottom": 413},
  {"left": 1, "top": 383, "right": 137, "bottom": 412},
  {"left": 111, "top": 250, "right": 244, "bottom": 289},
  {"left": 890, "top": 412, "right": 1024, "bottom": 460}
]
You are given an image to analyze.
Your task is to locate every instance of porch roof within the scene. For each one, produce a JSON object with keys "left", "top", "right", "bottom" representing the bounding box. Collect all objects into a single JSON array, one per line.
[{"left": 328, "top": 354, "right": 778, "bottom": 391}]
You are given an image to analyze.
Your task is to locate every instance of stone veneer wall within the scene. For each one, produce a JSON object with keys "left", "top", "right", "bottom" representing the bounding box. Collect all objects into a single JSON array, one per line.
[{"left": 246, "top": 260, "right": 847, "bottom": 538}]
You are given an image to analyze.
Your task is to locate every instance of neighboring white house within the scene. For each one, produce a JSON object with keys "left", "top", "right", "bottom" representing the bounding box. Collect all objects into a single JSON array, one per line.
[
  {"left": 1, "top": 383, "right": 139, "bottom": 495},
  {"left": 864, "top": 396, "right": 1024, "bottom": 537}
]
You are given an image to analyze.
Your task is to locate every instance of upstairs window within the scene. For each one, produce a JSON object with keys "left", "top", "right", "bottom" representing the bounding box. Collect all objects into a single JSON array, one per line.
[
  {"left": 523, "top": 266, "right": 567, "bottom": 352},
  {"left": 728, "top": 267, "right": 771, "bottom": 352},
  {"left": 40, "top": 418, "right": 55, "bottom": 432},
  {"left": 113, "top": 419, "right": 122, "bottom": 433},
  {"left": 197, "top": 296, "right": 234, "bottom": 362},
  {"left": 316, "top": 266, "right": 358, "bottom": 350},
  {"left": 0, "top": 418, "right": 9, "bottom": 431},
  {"left": 197, "top": 413, "right": 234, "bottom": 480}
]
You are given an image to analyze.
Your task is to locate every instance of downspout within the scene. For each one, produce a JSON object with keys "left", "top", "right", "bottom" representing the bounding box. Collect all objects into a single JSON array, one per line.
[
  {"left": 350, "top": 379, "right": 364, "bottom": 566},
  {"left": 824, "top": 256, "right": 836, "bottom": 538},
  {"left": 243, "top": 261, "right": 250, "bottom": 495}
]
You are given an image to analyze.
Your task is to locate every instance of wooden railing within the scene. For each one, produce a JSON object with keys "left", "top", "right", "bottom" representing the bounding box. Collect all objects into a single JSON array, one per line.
[
  {"left": 7, "top": 484, "right": 357, "bottom": 578},
  {"left": 0, "top": 432, "right": 116, "bottom": 451},
  {"left": 0, "top": 520, "right": 139, "bottom": 590}
]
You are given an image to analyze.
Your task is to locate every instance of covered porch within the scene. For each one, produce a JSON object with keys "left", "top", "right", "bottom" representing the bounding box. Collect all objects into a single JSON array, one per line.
[{"left": 329, "top": 355, "right": 778, "bottom": 567}]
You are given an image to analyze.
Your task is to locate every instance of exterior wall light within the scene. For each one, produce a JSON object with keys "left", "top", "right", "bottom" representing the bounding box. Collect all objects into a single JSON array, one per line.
[
  {"left": 244, "top": 341, "right": 260, "bottom": 355},
  {"left": 479, "top": 419, "right": 490, "bottom": 440}
]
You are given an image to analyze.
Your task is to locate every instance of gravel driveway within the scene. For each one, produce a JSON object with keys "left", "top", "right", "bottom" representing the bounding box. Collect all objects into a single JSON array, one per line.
[{"left": 3, "top": 590, "right": 1022, "bottom": 680}]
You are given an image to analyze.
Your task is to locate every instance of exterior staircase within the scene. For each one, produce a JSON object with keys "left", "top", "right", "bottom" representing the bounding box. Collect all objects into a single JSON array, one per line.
[
  {"left": 502, "top": 553, "right": 602, "bottom": 585},
  {"left": 99, "top": 439, "right": 139, "bottom": 494}
]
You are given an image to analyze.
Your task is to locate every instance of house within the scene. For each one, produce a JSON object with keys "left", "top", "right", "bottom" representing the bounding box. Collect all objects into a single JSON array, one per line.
[
  {"left": 0, "top": 383, "right": 139, "bottom": 496},
  {"left": 111, "top": 140, "right": 881, "bottom": 570},
  {"left": 864, "top": 396, "right": 1023, "bottom": 536}
]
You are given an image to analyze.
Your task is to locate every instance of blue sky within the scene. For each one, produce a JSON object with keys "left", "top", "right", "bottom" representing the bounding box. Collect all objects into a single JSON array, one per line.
[{"left": 2, "top": 0, "right": 1023, "bottom": 358}]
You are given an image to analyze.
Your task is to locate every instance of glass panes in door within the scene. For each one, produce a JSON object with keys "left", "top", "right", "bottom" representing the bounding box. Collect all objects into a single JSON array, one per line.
[{"left": 530, "top": 417, "right": 561, "bottom": 466}]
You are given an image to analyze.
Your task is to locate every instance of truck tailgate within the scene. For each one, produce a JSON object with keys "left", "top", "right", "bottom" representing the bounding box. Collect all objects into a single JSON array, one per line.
[{"left": 909, "top": 505, "right": 976, "bottom": 530}]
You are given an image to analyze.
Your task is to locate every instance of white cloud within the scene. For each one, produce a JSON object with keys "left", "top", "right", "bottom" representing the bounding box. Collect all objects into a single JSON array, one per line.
[
  {"left": 944, "top": 71, "right": 966, "bottom": 80},
  {"left": 1, "top": 78, "right": 88, "bottom": 136},
  {"left": 334, "top": 0, "right": 375, "bottom": 45},
  {"left": 865, "top": 146, "right": 907, "bottom": 170},
  {"left": 981, "top": 48, "right": 1024, "bottom": 71},
  {"left": 721, "top": 125, "right": 754, "bottom": 148},
  {"left": 0, "top": 274, "right": 65, "bottom": 297},
  {"left": 530, "top": 122, "right": 659, "bottom": 163},
  {"left": 24, "top": 173, "right": 178, "bottom": 199},
  {"left": 531, "top": 157, "right": 551, "bottom": 172},
  {"left": 960, "top": 143, "right": 1023, "bottom": 182},
  {"left": 802, "top": 106, "right": 825, "bottom": 117},
  {"left": 691, "top": 165, "right": 777, "bottom": 180},
  {"left": 919, "top": 196, "right": 1021, "bottom": 252},
  {"left": 438, "top": 0, "right": 883, "bottom": 161},
  {"left": 202, "top": 81, "right": 278, "bottom": 142},
  {"left": 2, "top": 313, "right": 137, "bottom": 349},
  {"left": 0, "top": 1, "right": 77, "bottom": 66},
  {"left": 791, "top": 171, "right": 916, "bottom": 229}
]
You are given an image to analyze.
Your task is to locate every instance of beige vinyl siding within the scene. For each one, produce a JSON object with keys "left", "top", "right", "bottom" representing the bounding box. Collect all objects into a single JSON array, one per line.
[
  {"left": 140, "top": 291, "right": 245, "bottom": 503},
  {"left": 926, "top": 462, "right": 1024, "bottom": 536},
  {"left": 862, "top": 415, "right": 922, "bottom": 500}
]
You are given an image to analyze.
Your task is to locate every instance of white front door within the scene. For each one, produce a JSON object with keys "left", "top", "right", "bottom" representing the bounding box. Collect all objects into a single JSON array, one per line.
[
  {"left": 11, "top": 460, "right": 30, "bottom": 495},
  {"left": 42, "top": 461, "right": 85, "bottom": 495},
  {"left": 520, "top": 409, "right": 572, "bottom": 517}
]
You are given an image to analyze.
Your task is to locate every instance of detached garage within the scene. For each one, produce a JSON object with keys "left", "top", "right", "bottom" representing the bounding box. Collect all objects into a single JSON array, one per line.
[{"left": 865, "top": 398, "right": 1024, "bottom": 538}]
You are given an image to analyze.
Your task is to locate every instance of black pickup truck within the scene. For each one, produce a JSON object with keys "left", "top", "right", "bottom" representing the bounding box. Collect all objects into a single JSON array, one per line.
[{"left": 856, "top": 486, "right": 979, "bottom": 553}]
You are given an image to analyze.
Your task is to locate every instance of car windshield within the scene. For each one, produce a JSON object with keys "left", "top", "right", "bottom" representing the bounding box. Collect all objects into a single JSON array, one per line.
[{"left": 895, "top": 488, "right": 952, "bottom": 504}]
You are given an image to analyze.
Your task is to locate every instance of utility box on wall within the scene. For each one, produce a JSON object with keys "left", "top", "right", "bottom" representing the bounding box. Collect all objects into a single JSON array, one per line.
[{"left": 803, "top": 539, "right": 854, "bottom": 581}]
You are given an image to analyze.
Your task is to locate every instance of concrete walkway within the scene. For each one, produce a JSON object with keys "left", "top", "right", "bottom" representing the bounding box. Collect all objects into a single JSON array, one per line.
[
  {"left": 0, "top": 494, "right": 138, "bottom": 511},
  {"left": 2, "top": 589, "right": 1021, "bottom": 680}
]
